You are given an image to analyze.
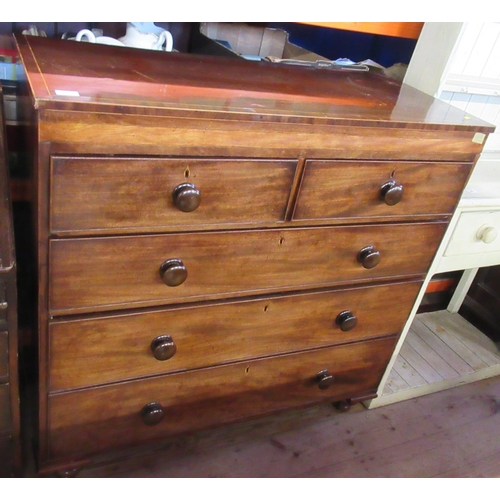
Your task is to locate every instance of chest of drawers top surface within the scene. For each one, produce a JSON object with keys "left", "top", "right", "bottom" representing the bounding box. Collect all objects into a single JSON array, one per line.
[{"left": 16, "top": 35, "right": 494, "bottom": 133}]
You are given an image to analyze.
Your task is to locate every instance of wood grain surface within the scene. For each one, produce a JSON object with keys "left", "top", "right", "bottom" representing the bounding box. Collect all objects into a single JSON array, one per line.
[
  {"left": 50, "top": 157, "right": 296, "bottom": 234},
  {"left": 49, "top": 280, "right": 421, "bottom": 390},
  {"left": 294, "top": 160, "right": 472, "bottom": 222},
  {"left": 16, "top": 35, "right": 495, "bottom": 132},
  {"left": 48, "top": 223, "right": 445, "bottom": 314},
  {"left": 16, "top": 35, "right": 495, "bottom": 475},
  {"left": 47, "top": 336, "right": 396, "bottom": 460}
]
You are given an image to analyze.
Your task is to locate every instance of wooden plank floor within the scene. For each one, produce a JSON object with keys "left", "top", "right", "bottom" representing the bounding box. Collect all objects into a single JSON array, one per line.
[
  {"left": 379, "top": 310, "right": 500, "bottom": 406},
  {"left": 49, "top": 375, "right": 500, "bottom": 478}
]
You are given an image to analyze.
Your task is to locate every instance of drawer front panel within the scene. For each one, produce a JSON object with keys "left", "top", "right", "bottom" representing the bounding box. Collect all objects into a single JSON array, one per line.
[
  {"left": 49, "top": 280, "right": 420, "bottom": 390},
  {"left": 445, "top": 210, "right": 500, "bottom": 256},
  {"left": 294, "top": 161, "right": 471, "bottom": 222},
  {"left": 50, "top": 157, "right": 296, "bottom": 234},
  {"left": 48, "top": 336, "right": 395, "bottom": 459},
  {"left": 49, "top": 223, "right": 445, "bottom": 314}
]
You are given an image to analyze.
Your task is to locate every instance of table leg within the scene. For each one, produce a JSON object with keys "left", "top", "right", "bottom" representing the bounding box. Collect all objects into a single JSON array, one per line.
[{"left": 447, "top": 267, "right": 479, "bottom": 313}]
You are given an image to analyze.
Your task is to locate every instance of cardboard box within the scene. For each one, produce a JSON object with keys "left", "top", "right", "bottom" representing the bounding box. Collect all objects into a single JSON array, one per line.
[{"left": 192, "top": 23, "right": 369, "bottom": 71}]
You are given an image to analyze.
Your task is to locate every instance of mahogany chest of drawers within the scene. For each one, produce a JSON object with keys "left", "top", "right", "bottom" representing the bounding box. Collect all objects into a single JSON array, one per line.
[
  {"left": 0, "top": 86, "right": 21, "bottom": 477},
  {"left": 16, "top": 35, "right": 494, "bottom": 475}
]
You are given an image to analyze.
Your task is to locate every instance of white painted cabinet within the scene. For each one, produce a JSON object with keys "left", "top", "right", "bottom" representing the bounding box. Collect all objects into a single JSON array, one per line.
[{"left": 367, "top": 23, "right": 500, "bottom": 408}]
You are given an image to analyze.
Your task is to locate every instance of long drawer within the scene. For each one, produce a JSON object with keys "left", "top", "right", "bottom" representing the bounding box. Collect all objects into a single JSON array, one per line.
[
  {"left": 294, "top": 160, "right": 471, "bottom": 223},
  {"left": 47, "top": 336, "right": 396, "bottom": 460},
  {"left": 50, "top": 157, "right": 297, "bottom": 234},
  {"left": 49, "top": 223, "right": 445, "bottom": 314},
  {"left": 49, "top": 280, "right": 420, "bottom": 390}
]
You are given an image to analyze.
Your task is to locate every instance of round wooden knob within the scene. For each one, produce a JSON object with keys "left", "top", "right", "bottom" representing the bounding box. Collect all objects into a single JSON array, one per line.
[
  {"left": 357, "top": 246, "right": 381, "bottom": 269},
  {"left": 476, "top": 224, "right": 498, "bottom": 244},
  {"left": 380, "top": 180, "right": 404, "bottom": 206},
  {"left": 159, "top": 259, "right": 188, "bottom": 287},
  {"left": 316, "top": 370, "right": 335, "bottom": 390},
  {"left": 151, "top": 335, "right": 177, "bottom": 361},
  {"left": 172, "top": 183, "right": 201, "bottom": 212},
  {"left": 140, "top": 402, "right": 164, "bottom": 426},
  {"left": 335, "top": 310, "right": 358, "bottom": 332}
]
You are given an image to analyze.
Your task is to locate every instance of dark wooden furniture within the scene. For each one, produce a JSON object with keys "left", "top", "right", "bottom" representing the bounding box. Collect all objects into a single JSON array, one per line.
[
  {"left": 16, "top": 35, "right": 494, "bottom": 476},
  {"left": 0, "top": 85, "right": 21, "bottom": 477},
  {"left": 461, "top": 265, "right": 500, "bottom": 341}
]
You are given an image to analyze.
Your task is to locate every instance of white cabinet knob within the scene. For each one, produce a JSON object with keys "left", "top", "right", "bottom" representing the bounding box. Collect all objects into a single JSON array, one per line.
[{"left": 476, "top": 224, "right": 498, "bottom": 244}]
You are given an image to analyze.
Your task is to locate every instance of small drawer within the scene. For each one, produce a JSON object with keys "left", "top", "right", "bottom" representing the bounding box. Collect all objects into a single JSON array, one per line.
[
  {"left": 49, "top": 222, "right": 445, "bottom": 314},
  {"left": 47, "top": 336, "right": 395, "bottom": 460},
  {"left": 293, "top": 161, "right": 471, "bottom": 223},
  {"left": 50, "top": 157, "right": 296, "bottom": 234},
  {"left": 49, "top": 280, "right": 421, "bottom": 390},
  {"left": 445, "top": 210, "right": 500, "bottom": 257}
]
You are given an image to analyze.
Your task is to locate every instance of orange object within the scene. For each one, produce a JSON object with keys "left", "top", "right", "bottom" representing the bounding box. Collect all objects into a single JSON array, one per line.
[
  {"left": 298, "top": 22, "right": 424, "bottom": 40},
  {"left": 425, "top": 278, "right": 458, "bottom": 294}
]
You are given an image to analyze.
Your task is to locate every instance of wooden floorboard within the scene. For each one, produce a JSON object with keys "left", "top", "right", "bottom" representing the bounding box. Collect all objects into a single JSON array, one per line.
[
  {"left": 393, "top": 351, "right": 427, "bottom": 388},
  {"left": 405, "top": 328, "right": 460, "bottom": 380},
  {"left": 411, "top": 318, "right": 475, "bottom": 376},
  {"left": 419, "top": 313, "right": 489, "bottom": 371},
  {"left": 399, "top": 342, "right": 444, "bottom": 384},
  {"left": 422, "top": 312, "right": 500, "bottom": 364},
  {"left": 373, "top": 311, "right": 500, "bottom": 409},
  {"left": 384, "top": 369, "right": 409, "bottom": 394},
  {"left": 72, "top": 375, "right": 500, "bottom": 478},
  {"left": 431, "top": 310, "right": 500, "bottom": 366},
  {"left": 435, "top": 451, "right": 500, "bottom": 478}
]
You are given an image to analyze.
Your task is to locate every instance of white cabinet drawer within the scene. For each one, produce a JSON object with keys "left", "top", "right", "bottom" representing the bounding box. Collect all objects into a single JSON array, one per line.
[{"left": 445, "top": 210, "right": 500, "bottom": 257}]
